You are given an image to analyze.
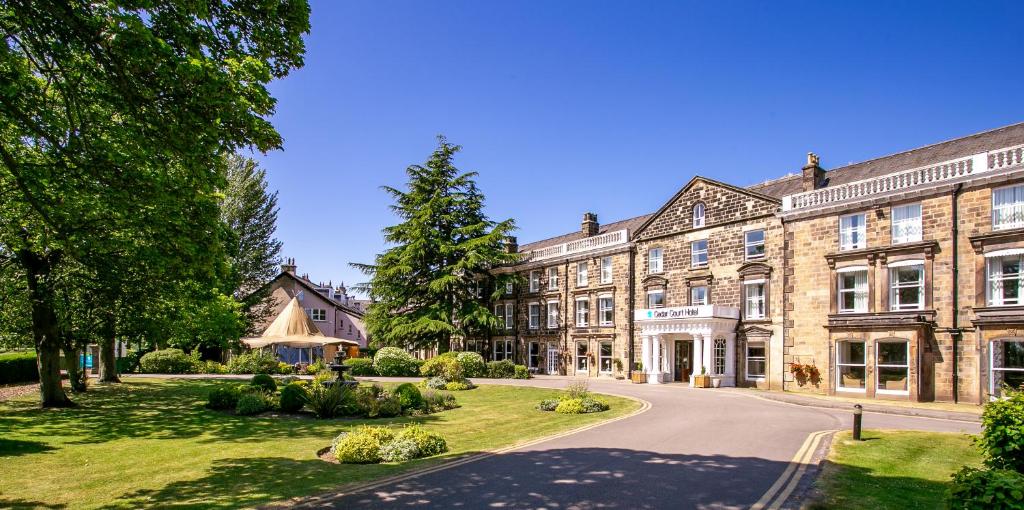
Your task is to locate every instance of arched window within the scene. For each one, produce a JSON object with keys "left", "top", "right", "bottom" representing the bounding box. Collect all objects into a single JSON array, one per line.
[{"left": 692, "top": 203, "right": 705, "bottom": 228}]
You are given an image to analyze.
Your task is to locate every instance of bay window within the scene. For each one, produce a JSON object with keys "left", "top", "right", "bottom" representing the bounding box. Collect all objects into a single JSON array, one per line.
[
  {"left": 744, "top": 281, "right": 766, "bottom": 319},
  {"left": 991, "top": 339, "right": 1024, "bottom": 398},
  {"left": 987, "top": 253, "right": 1023, "bottom": 306},
  {"left": 889, "top": 261, "right": 924, "bottom": 310},
  {"left": 691, "top": 239, "right": 708, "bottom": 267},
  {"left": 746, "top": 342, "right": 766, "bottom": 379},
  {"left": 647, "top": 289, "right": 665, "bottom": 309},
  {"left": 839, "top": 213, "right": 867, "bottom": 251},
  {"left": 598, "top": 296, "right": 614, "bottom": 326},
  {"left": 876, "top": 340, "right": 909, "bottom": 393},
  {"left": 993, "top": 184, "right": 1024, "bottom": 230},
  {"left": 745, "top": 230, "right": 766, "bottom": 260},
  {"left": 836, "top": 340, "right": 866, "bottom": 391},
  {"left": 891, "top": 204, "right": 922, "bottom": 244},
  {"left": 838, "top": 267, "right": 869, "bottom": 313},
  {"left": 575, "top": 298, "right": 589, "bottom": 327},
  {"left": 649, "top": 248, "right": 663, "bottom": 274}
]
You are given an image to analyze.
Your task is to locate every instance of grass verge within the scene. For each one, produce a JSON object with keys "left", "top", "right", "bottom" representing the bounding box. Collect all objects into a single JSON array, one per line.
[
  {"left": 811, "top": 429, "right": 982, "bottom": 509},
  {"left": 0, "top": 377, "right": 639, "bottom": 509}
]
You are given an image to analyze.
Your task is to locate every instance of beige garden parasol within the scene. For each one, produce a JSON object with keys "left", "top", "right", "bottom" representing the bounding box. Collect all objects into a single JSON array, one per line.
[{"left": 241, "top": 297, "right": 358, "bottom": 350}]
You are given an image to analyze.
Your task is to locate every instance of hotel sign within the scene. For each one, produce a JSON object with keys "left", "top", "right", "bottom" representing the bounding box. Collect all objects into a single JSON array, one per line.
[{"left": 634, "top": 305, "right": 740, "bottom": 321}]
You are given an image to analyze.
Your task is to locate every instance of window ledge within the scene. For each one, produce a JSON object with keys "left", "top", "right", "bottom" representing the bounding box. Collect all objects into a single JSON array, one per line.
[
  {"left": 969, "top": 227, "right": 1024, "bottom": 253},
  {"left": 827, "top": 310, "right": 937, "bottom": 328},
  {"left": 826, "top": 240, "right": 939, "bottom": 266},
  {"left": 971, "top": 305, "right": 1024, "bottom": 326}
]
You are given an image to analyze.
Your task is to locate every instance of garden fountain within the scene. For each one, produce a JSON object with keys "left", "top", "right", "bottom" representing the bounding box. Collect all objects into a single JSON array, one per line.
[{"left": 326, "top": 349, "right": 359, "bottom": 390}]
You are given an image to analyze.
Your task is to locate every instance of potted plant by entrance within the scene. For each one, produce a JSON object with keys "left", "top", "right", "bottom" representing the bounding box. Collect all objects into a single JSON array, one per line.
[
  {"left": 711, "top": 374, "right": 723, "bottom": 388},
  {"left": 693, "top": 366, "right": 712, "bottom": 388},
  {"left": 631, "top": 361, "right": 647, "bottom": 384}
]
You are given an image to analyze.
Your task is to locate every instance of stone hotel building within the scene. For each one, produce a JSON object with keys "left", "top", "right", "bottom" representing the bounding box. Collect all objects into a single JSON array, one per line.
[{"left": 475, "top": 122, "right": 1024, "bottom": 404}]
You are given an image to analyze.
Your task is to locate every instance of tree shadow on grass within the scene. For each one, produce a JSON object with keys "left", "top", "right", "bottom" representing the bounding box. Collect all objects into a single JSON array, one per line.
[
  {"left": 0, "top": 497, "right": 67, "bottom": 509},
  {"left": 806, "top": 459, "right": 956, "bottom": 510},
  {"left": 0, "top": 438, "right": 56, "bottom": 457},
  {"left": 0, "top": 379, "right": 445, "bottom": 447}
]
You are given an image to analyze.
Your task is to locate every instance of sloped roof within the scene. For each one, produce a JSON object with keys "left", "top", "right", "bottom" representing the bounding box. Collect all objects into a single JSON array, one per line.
[
  {"left": 518, "top": 213, "right": 653, "bottom": 253},
  {"left": 747, "top": 174, "right": 803, "bottom": 198}
]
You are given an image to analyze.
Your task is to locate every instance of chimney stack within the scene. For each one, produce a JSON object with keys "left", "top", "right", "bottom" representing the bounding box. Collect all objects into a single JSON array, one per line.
[
  {"left": 281, "top": 257, "right": 297, "bottom": 275},
  {"left": 801, "top": 152, "right": 825, "bottom": 192},
  {"left": 504, "top": 236, "right": 518, "bottom": 254},
  {"left": 582, "top": 212, "right": 599, "bottom": 237}
]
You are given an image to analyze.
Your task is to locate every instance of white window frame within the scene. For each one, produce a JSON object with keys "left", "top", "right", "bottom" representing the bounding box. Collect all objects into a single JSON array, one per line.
[
  {"left": 691, "top": 286, "right": 708, "bottom": 306},
  {"left": 987, "top": 253, "right": 1024, "bottom": 306},
  {"left": 876, "top": 340, "right": 910, "bottom": 395},
  {"left": 598, "top": 295, "right": 614, "bottom": 326},
  {"left": 599, "top": 341, "right": 613, "bottom": 374},
  {"left": 307, "top": 308, "right": 326, "bottom": 322},
  {"left": 692, "top": 202, "right": 705, "bottom": 228},
  {"left": 576, "top": 341, "right": 589, "bottom": 373},
  {"left": 713, "top": 338, "right": 726, "bottom": 375},
  {"left": 691, "top": 239, "right": 708, "bottom": 267},
  {"left": 547, "top": 267, "right": 559, "bottom": 290},
  {"left": 744, "top": 230, "right": 766, "bottom": 260},
  {"left": 528, "top": 302, "right": 540, "bottom": 330},
  {"left": 993, "top": 184, "right": 1024, "bottom": 230},
  {"left": 575, "top": 298, "right": 590, "bottom": 327},
  {"left": 546, "top": 302, "right": 559, "bottom": 329},
  {"left": 504, "top": 303, "right": 514, "bottom": 330},
  {"left": 646, "top": 289, "right": 665, "bottom": 309},
  {"left": 529, "top": 270, "right": 540, "bottom": 292},
  {"left": 744, "top": 281, "right": 766, "bottom": 320},
  {"left": 648, "top": 248, "right": 663, "bottom": 274},
  {"left": 837, "top": 267, "right": 869, "bottom": 314},
  {"left": 891, "top": 204, "right": 922, "bottom": 244},
  {"left": 576, "top": 262, "right": 589, "bottom": 287},
  {"left": 836, "top": 340, "right": 867, "bottom": 392},
  {"left": 505, "top": 281, "right": 514, "bottom": 295},
  {"left": 601, "top": 256, "right": 613, "bottom": 284},
  {"left": 493, "top": 339, "right": 513, "bottom": 362},
  {"left": 839, "top": 213, "right": 867, "bottom": 251},
  {"left": 889, "top": 261, "right": 924, "bottom": 311},
  {"left": 990, "top": 339, "right": 1024, "bottom": 399},
  {"left": 746, "top": 341, "right": 766, "bottom": 380}
]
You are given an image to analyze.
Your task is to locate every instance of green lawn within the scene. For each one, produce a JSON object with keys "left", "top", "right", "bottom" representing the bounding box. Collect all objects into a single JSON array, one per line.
[
  {"left": 0, "top": 378, "right": 639, "bottom": 509},
  {"left": 813, "top": 430, "right": 983, "bottom": 509}
]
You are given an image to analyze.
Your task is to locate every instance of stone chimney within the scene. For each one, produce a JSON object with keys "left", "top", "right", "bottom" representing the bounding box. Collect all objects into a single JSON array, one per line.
[
  {"left": 581, "top": 212, "right": 599, "bottom": 237},
  {"left": 801, "top": 152, "right": 825, "bottom": 192},
  {"left": 504, "top": 236, "right": 518, "bottom": 254},
  {"left": 281, "top": 257, "right": 296, "bottom": 275}
]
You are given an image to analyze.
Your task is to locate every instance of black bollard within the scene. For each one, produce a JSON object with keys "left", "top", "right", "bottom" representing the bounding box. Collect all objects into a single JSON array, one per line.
[{"left": 853, "top": 404, "right": 863, "bottom": 440}]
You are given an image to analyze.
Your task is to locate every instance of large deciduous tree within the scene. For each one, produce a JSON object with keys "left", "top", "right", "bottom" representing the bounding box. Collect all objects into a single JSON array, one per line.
[
  {"left": 0, "top": 1, "right": 309, "bottom": 407},
  {"left": 353, "top": 137, "right": 519, "bottom": 351}
]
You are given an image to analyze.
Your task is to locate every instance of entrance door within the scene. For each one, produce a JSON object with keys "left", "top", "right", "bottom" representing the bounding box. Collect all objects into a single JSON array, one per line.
[
  {"left": 674, "top": 340, "right": 693, "bottom": 382},
  {"left": 546, "top": 344, "right": 560, "bottom": 375}
]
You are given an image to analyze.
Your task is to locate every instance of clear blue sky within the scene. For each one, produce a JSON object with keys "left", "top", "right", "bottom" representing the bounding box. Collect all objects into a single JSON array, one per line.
[{"left": 255, "top": 0, "right": 1024, "bottom": 296}]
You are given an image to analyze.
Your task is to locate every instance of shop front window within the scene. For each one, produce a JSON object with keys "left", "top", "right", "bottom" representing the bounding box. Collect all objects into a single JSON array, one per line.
[
  {"left": 599, "top": 342, "right": 613, "bottom": 373},
  {"left": 837, "top": 341, "right": 866, "bottom": 391},
  {"left": 576, "top": 342, "right": 589, "bottom": 373},
  {"left": 876, "top": 341, "right": 909, "bottom": 393},
  {"left": 991, "top": 339, "right": 1024, "bottom": 398}
]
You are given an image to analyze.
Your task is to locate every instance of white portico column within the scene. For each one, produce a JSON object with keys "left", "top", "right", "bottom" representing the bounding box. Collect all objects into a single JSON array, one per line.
[
  {"left": 650, "top": 334, "right": 663, "bottom": 384},
  {"left": 691, "top": 334, "right": 704, "bottom": 387},
  {"left": 724, "top": 332, "right": 737, "bottom": 387},
  {"left": 703, "top": 333, "right": 714, "bottom": 375},
  {"left": 640, "top": 335, "right": 650, "bottom": 377}
]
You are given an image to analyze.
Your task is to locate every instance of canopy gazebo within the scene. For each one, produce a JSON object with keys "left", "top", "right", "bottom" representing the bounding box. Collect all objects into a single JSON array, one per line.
[{"left": 241, "top": 297, "right": 358, "bottom": 365}]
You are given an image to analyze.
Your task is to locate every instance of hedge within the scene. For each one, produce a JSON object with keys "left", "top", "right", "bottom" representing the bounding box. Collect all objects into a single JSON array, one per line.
[{"left": 0, "top": 351, "right": 38, "bottom": 385}]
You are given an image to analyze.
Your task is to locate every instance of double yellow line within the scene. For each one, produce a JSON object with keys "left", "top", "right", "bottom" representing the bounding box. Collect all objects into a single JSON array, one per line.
[{"left": 750, "top": 429, "right": 834, "bottom": 510}]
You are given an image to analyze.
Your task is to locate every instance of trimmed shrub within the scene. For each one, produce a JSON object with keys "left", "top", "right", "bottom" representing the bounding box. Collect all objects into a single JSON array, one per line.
[
  {"left": 422, "top": 391, "right": 459, "bottom": 413},
  {"left": 947, "top": 466, "right": 1024, "bottom": 509},
  {"left": 380, "top": 437, "right": 420, "bottom": 463},
  {"left": 394, "top": 383, "right": 424, "bottom": 411},
  {"left": 227, "top": 351, "right": 279, "bottom": 374},
  {"left": 373, "top": 347, "right": 419, "bottom": 376},
  {"left": 356, "top": 385, "right": 403, "bottom": 418},
  {"left": 444, "top": 380, "right": 474, "bottom": 391},
  {"left": 486, "top": 359, "right": 515, "bottom": 378},
  {"left": 555, "top": 398, "right": 586, "bottom": 414},
  {"left": 201, "top": 360, "right": 228, "bottom": 374},
  {"left": 307, "top": 382, "right": 358, "bottom": 419},
  {"left": 513, "top": 364, "right": 530, "bottom": 379},
  {"left": 976, "top": 388, "right": 1024, "bottom": 472},
  {"left": 424, "top": 376, "right": 448, "bottom": 390},
  {"left": 304, "top": 359, "right": 327, "bottom": 375},
  {"left": 420, "top": 352, "right": 458, "bottom": 377},
  {"left": 0, "top": 351, "right": 38, "bottom": 385},
  {"left": 251, "top": 374, "right": 277, "bottom": 392},
  {"left": 536, "top": 399, "right": 559, "bottom": 412},
  {"left": 235, "top": 393, "right": 270, "bottom": 415},
  {"left": 276, "top": 362, "right": 294, "bottom": 375},
  {"left": 207, "top": 385, "right": 242, "bottom": 410},
  {"left": 279, "top": 383, "right": 308, "bottom": 413},
  {"left": 580, "top": 397, "right": 610, "bottom": 413},
  {"left": 139, "top": 349, "right": 193, "bottom": 374},
  {"left": 455, "top": 352, "right": 486, "bottom": 378},
  {"left": 331, "top": 426, "right": 395, "bottom": 464},
  {"left": 343, "top": 357, "right": 376, "bottom": 376},
  {"left": 396, "top": 425, "right": 447, "bottom": 457}
]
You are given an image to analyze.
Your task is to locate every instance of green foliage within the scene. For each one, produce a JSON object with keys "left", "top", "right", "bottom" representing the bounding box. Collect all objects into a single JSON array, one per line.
[
  {"left": 306, "top": 382, "right": 357, "bottom": 419},
  {"left": 424, "top": 376, "right": 448, "bottom": 390},
  {"left": 279, "top": 383, "right": 308, "bottom": 413},
  {"left": 422, "top": 390, "right": 459, "bottom": 414},
  {"left": 947, "top": 467, "right": 1024, "bottom": 509},
  {"left": 396, "top": 425, "right": 448, "bottom": 457},
  {"left": 565, "top": 380, "right": 590, "bottom": 399},
  {"left": 555, "top": 398, "right": 586, "bottom": 414},
  {"left": 976, "top": 388, "right": 1024, "bottom": 472},
  {"left": 355, "top": 385, "right": 403, "bottom": 418},
  {"left": 139, "top": 349, "right": 193, "bottom": 374},
  {"left": 343, "top": 357, "right": 376, "bottom": 376},
  {"left": 352, "top": 137, "right": 520, "bottom": 350},
  {"left": 304, "top": 359, "right": 328, "bottom": 375},
  {"left": 487, "top": 359, "right": 516, "bottom": 378},
  {"left": 536, "top": 399, "right": 559, "bottom": 412},
  {"left": 331, "top": 426, "right": 395, "bottom": 464},
  {"left": 394, "top": 383, "right": 424, "bottom": 411},
  {"left": 235, "top": 393, "right": 271, "bottom": 416},
  {"left": 206, "top": 385, "right": 243, "bottom": 411},
  {"left": 455, "top": 352, "right": 486, "bottom": 377},
  {"left": 372, "top": 347, "right": 419, "bottom": 376},
  {"left": 276, "top": 362, "right": 294, "bottom": 375},
  {"left": 379, "top": 437, "right": 420, "bottom": 463},
  {"left": 444, "top": 381, "right": 475, "bottom": 391},
  {"left": 250, "top": 374, "right": 277, "bottom": 393},
  {"left": 0, "top": 351, "right": 38, "bottom": 385},
  {"left": 421, "top": 354, "right": 465, "bottom": 381},
  {"left": 227, "top": 351, "right": 280, "bottom": 374},
  {"left": 513, "top": 364, "right": 530, "bottom": 379},
  {"left": 579, "top": 397, "right": 610, "bottom": 413}
]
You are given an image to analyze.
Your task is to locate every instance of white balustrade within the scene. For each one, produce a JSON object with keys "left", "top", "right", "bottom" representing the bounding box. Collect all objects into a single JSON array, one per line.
[{"left": 522, "top": 229, "right": 629, "bottom": 262}]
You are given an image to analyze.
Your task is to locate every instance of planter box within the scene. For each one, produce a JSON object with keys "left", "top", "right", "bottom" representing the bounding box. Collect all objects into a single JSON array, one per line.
[
  {"left": 693, "top": 374, "right": 712, "bottom": 388},
  {"left": 631, "top": 372, "right": 648, "bottom": 384}
]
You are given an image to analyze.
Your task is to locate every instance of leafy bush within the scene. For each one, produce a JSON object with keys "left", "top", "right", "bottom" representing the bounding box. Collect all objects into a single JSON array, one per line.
[
  {"left": 394, "top": 383, "right": 424, "bottom": 411},
  {"left": 200, "top": 360, "right": 227, "bottom": 374},
  {"left": 947, "top": 466, "right": 1024, "bottom": 509},
  {"left": 555, "top": 398, "right": 586, "bottom": 414},
  {"left": 422, "top": 391, "right": 459, "bottom": 414},
  {"left": 331, "top": 426, "right": 395, "bottom": 464},
  {"left": 373, "top": 347, "right": 419, "bottom": 376},
  {"left": 343, "top": 357, "right": 376, "bottom": 376},
  {"left": 420, "top": 352, "right": 458, "bottom": 377},
  {"left": 139, "top": 349, "right": 193, "bottom": 374},
  {"left": 307, "top": 382, "right": 358, "bottom": 419},
  {"left": 356, "top": 385, "right": 403, "bottom": 418},
  {"left": 313, "top": 369, "right": 336, "bottom": 385},
  {"left": 250, "top": 374, "right": 277, "bottom": 393},
  {"left": 976, "top": 388, "right": 1024, "bottom": 472},
  {"left": 206, "top": 385, "right": 242, "bottom": 410},
  {"left": 396, "top": 424, "right": 447, "bottom": 457},
  {"left": 276, "top": 362, "right": 294, "bottom": 375},
  {"left": 536, "top": 399, "right": 559, "bottom": 412},
  {"left": 424, "top": 376, "right": 448, "bottom": 390},
  {"left": 0, "top": 351, "right": 38, "bottom": 385},
  {"left": 279, "top": 383, "right": 308, "bottom": 413},
  {"left": 444, "top": 380, "right": 475, "bottom": 391},
  {"left": 514, "top": 364, "right": 530, "bottom": 379},
  {"left": 486, "top": 359, "right": 515, "bottom": 378},
  {"left": 579, "top": 397, "right": 609, "bottom": 413},
  {"left": 304, "top": 359, "right": 327, "bottom": 375},
  {"left": 227, "top": 351, "right": 280, "bottom": 374},
  {"left": 235, "top": 393, "right": 271, "bottom": 415},
  {"left": 379, "top": 437, "right": 420, "bottom": 463},
  {"left": 455, "top": 352, "right": 486, "bottom": 378}
]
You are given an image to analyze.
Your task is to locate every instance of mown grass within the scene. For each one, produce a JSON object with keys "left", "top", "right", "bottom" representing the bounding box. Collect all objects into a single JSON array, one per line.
[
  {"left": 0, "top": 377, "right": 638, "bottom": 509},
  {"left": 812, "top": 430, "right": 982, "bottom": 509}
]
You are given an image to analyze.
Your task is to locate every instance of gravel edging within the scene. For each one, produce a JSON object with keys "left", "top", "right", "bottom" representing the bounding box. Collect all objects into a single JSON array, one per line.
[{"left": 0, "top": 383, "right": 39, "bottom": 401}]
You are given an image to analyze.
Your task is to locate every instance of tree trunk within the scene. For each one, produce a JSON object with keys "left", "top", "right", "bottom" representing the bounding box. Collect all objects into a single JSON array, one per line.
[
  {"left": 64, "top": 345, "right": 87, "bottom": 393},
  {"left": 98, "top": 337, "right": 120, "bottom": 383},
  {"left": 19, "top": 249, "right": 73, "bottom": 407}
]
